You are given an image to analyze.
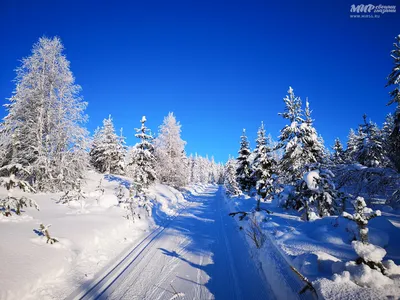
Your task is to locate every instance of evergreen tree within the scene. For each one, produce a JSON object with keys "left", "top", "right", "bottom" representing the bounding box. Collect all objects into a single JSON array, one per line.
[
  {"left": 385, "top": 34, "right": 400, "bottom": 171},
  {"left": 296, "top": 167, "right": 339, "bottom": 221},
  {"left": 343, "top": 197, "right": 381, "bottom": 244},
  {"left": 128, "top": 116, "right": 156, "bottom": 190},
  {"left": 332, "top": 138, "right": 345, "bottom": 164},
  {"left": 278, "top": 87, "right": 304, "bottom": 182},
  {"left": 236, "top": 129, "right": 252, "bottom": 192},
  {"left": 89, "top": 115, "right": 125, "bottom": 174},
  {"left": 2, "top": 36, "right": 89, "bottom": 191},
  {"left": 116, "top": 128, "right": 127, "bottom": 174},
  {"left": 354, "top": 115, "right": 385, "bottom": 167},
  {"left": 251, "top": 122, "right": 267, "bottom": 187},
  {"left": 252, "top": 124, "right": 275, "bottom": 211},
  {"left": 382, "top": 113, "right": 395, "bottom": 142},
  {"left": 154, "top": 112, "right": 188, "bottom": 189},
  {"left": 345, "top": 128, "right": 358, "bottom": 163},
  {"left": 299, "top": 99, "right": 325, "bottom": 167},
  {"left": 224, "top": 158, "right": 241, "bottom": 196}
]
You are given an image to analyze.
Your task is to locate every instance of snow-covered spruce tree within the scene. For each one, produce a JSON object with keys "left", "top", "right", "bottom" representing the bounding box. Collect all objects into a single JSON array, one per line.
[
  {"left": 89, "top": 115, "right": 125, "bottom": 174},
  {"left": 251, "top": 122, "right": 275, "bottom": 210},
  {"left": 236, "top": 129, "right": 252, "bottom": 192},
  {"left": 117, "top": 128, "right": 127, "bottom": 174},
  {"left": 90, "top": 127, "right": 102, "bottom": 170},
  {"left": 382, "top": 113, "right": 395, "bottom": 147},
  {"left": 343, "top": 196, "right": 381, "bottom": 244},
  {"left": 345, "top": 128, "right": 358, "bottom": 163},
  {"left": 0, "top": 123, "right": 11, "bottom": 168},
  {"left": 343, "top": 197, "right": 388, "bottom": 274},
  {"left": 154, "top": 112, "right": 188, "bottom": 189},
  {"left": 386, "top": 34, "right": 400, "bottom": 171},
  {"left": 299, "top": 99, "right": 326, "bottom": 167},
  {"left": 251, "top": 122, "right": 267, "bottom": 179},
  {"left": 224, "top": 158, "right": 241, "bottom": 196},
  {"left": 2, "top": 36, "right": 89, "bottom": 191},
  {"left": 296, "top": 167, "right": 339, "bottom": 220},
  {"left": 127, "top": 116, "right": 157, "bottom": 191},
  {"left": 332, "top": 138, "right": 345, "bottom": 164},
  {"left": 354, "top": 115, "right": 386, "bottom": 167},
  {"left": 0, "top": 164, "right": 38, "bottom": 216},
  {"left": 278, "top": 87, "right": 304, "bottom": 182}
]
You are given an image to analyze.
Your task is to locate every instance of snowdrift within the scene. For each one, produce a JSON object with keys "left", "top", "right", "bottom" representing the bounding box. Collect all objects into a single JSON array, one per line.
[{"left": 0, "top": 171, "right": 189, "bottom": 300}]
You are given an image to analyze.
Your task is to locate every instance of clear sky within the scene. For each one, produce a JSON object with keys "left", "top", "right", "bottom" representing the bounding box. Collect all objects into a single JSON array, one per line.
[{"left": 1, "top": 0, "right": 399, "bottom": 162}]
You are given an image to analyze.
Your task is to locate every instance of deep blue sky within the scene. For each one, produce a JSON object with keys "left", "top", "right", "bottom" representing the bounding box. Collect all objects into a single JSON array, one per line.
[{"left": 1, "top": 0, "right": 399, "bottom": 162}]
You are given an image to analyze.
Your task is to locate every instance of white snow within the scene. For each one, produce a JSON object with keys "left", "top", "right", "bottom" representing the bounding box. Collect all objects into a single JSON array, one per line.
[
  {"left": 352, "top": 240, "right": 387, "bottom": 263},
  {"left": 223, "top": 188, "right": 400, "bottom": 300},
  {"left": 97, "top": 193, "right": 119, "bottom": 208},
  {"left": 303, "top": 170, "right": 320, "bottom": 191},
  {"left": 0, "top": 171, "right": 189, "bottom": 300}
]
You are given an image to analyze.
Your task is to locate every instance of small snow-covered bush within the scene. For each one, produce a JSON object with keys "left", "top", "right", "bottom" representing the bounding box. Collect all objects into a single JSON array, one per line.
[
  {"left": 0, "top": 165, "right": 38, "bottom": 216},
  {"left": 58, "top": 179, "right": 86, "bottom": 209},
  {"left": 123, "top": 183, "right": 153, "bottom": 222},
  {"left": 343, "top": 197, "right": 380, "bottom": 244},
  {"left": 342, "top": 197, "right": 395, "bottom": 275},
  {"left": 1, "top": 196, "right": 39, "bottom": 216},
  {"left": 293, "top": 167, "right": 340, "bottom": 220}
]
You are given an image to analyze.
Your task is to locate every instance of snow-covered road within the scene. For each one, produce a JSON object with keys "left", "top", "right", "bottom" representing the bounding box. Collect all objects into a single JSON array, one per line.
[{"left": 71, "top": 185, "right": 274, "bottom": 300}]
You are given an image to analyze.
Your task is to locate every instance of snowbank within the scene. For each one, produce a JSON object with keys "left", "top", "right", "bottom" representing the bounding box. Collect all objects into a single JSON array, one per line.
[
  {"left": 222, "top": 187, "right": 400, "bottom": 300},
  {"left": 0, "top": 171, "right": 190, "bottom": 300}
]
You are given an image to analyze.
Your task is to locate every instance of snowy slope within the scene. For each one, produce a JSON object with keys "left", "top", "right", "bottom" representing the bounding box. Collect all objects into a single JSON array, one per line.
[
  {"left": 224, "top": 192, "right": 400, "bottom": 299},
  {"left": 0, "top": 171, "right": 188, "bottom": 300}
]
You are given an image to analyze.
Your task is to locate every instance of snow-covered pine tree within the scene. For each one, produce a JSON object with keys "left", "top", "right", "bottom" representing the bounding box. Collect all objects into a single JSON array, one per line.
[
  {"left": 188, "top": 154, "right": 195, "bottom": 183},
  {"left": 210, "top": 156, "right": 219, "bottom": 184},
  {"left": 299, "top": 99, "right": 326, "bottom": 167},
  {"left": 343, "top": 196, "right": 381, "bottom": 244},
  {"left": 251, "top": 122, "right": 267, "bottom": 185},
  {"left": 343, "top": 197, "right": 390, "bottom": 274},
  {"left": 278, "top": 87, "right": 304, "bottom": 182},
  {"left": 0, "top": 164, "right": 38, "bottom": 216},
  {"left": 382, "top": 113, "right": 395, "bottom": 143},
  {"left": 382, "top": 113, "right": 395, "bottom": 167},
  {"left": 224, "top": 158, "right": 241, "bottom": 196},
  {"left": 345, "top": 128, "right": 358, "bottom": 163},
  {"left": 386, "top": 34, "right": 400, "bottom": 171},
  {"left": 128, "top": 116, "right": 157, "bottom": 191},
  {"left": 116, "top": 128, "right": 127, "bottom": 174},
  {"left": 89, "top": 115, "right": 125, "bottom": 174},
  {"left": 354, "top": 115, "right": 386, "bottom": 167},
  {"left": 90, "top": 127, "right": 102, "bottom": 170},
  {"left": 332, "top": 138, "right": 345, "bottom": 164},
  {"left": 2, "top": 36, "right": 89, "bottom": 191},
  {"left": 252, "top": 122, "right": 275, "bottom": 211},
  {"left": 236, "top": 129, "right": 252, "bottom": 192},
  {"left": 154, "top": 112, "right": 188, "bottom": 189},
  {"left": 296, "top": 167, "right": 339, "bottom": 220}
]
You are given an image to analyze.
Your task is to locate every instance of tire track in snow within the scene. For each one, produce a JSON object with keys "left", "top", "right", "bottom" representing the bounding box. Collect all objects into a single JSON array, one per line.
[
  {"left": 67, "top": 203, "right": 191, "bottom": 300},
  {"left": 216, "top": 188, "right": 242, "bottom": 300}
]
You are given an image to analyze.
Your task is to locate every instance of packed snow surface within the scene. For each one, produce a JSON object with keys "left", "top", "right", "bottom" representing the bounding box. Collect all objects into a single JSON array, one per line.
[{"left": 0, "top": 177, "right": 274, "bottom": 299}]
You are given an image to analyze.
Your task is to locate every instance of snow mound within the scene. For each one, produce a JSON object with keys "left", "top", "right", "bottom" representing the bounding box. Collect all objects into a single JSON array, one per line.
[
  {"left": 97, "top": 194, "right": 119, "bottom": 208},
  {"left": 383, "top": 260, "right": 400, "bottom": 276},
  {"left": 352, "top": 241, "right": 386, "bottom": 263},
  {"left": 293, "top": 253, "right": 318, "bottom": 276},
  {"left": 344, "top": 261, "right": 393, "bottom": 288},
  {"left": 303, "top": 170, "right": 320, "bottom": 191}
]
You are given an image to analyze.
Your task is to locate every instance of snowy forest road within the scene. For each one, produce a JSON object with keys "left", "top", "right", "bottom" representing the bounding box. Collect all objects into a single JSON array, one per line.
[{"left": 71, "top": 185, "right": 275, "bottom": 300}]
